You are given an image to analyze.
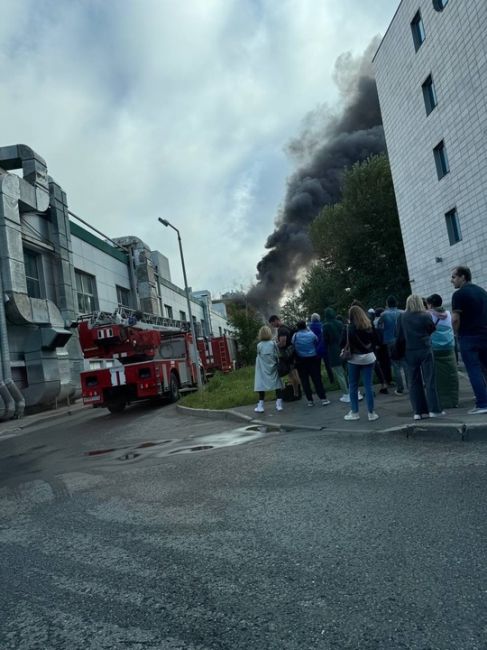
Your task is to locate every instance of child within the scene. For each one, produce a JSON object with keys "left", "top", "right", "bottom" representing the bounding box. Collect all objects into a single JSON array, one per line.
[{"left": 254, "top": 325, "right": 284, "bottom": 412}]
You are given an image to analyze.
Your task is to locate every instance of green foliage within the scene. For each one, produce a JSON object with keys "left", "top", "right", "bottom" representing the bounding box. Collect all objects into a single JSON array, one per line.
[
  {"left": 226, "top": 301, "right": 263, "bottom": 366},
  {"left": 181, "top": 367, "right": 257, "bottom": 409},
  {"left": 305, "top": 154, "right": 410, "bottom": 314},
  {"left": 280, "top": 293, "right": 307, "bottom": 326}
]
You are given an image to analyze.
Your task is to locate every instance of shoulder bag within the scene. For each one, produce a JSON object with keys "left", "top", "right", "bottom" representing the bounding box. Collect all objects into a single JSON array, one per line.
[{"left": 340, "top": 326, "right": 352, "bottom": 361}]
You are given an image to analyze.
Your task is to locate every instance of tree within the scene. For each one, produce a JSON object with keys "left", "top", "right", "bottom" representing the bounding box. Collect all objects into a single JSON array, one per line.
[
  {"left": 226, "top": 300, "right": 263, "bottom": 366},
  {"left": 280, "top": 293, "right": 307, "bottom": 326},
  {"left": 305, "top": 154, "right": 410, "bottom": 313}
]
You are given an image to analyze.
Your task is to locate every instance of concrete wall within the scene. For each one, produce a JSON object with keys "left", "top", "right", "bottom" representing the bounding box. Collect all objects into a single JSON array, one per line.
[{"left": 71, "top": 235, "right": 131, "bottom": 313}]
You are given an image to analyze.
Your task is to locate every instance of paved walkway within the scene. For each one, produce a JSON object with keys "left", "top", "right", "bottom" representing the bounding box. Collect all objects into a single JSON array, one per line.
[
  {"left": 3, "top": 373, "right": 487, "bottom": 442},
  {"left": 179, "top": 373, "right": 487, "bottom": 438}
]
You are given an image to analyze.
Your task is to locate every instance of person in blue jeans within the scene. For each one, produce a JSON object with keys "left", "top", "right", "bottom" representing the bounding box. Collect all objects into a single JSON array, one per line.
[
  {"left": 451, "top": 266, "right": 487, "bottom": 414},
  {"left": 340, "top": 305, "right": 379, "bottom": 421},
  {"left": 378, "top": 295, "right": 408, "bottom": 394}
]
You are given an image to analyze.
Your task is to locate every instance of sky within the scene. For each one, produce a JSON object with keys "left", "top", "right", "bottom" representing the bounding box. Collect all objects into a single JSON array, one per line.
[{"left": 0, "top": 0, "right": 397, "bottom": 295}]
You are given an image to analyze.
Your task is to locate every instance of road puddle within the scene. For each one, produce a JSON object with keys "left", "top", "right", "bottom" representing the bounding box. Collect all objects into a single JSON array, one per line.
[{"left": 85, "top": 426, "right": 267, "bottom": 463}]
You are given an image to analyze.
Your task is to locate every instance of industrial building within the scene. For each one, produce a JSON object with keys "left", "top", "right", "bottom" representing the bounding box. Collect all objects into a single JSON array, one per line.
[
  {"left": 0, "top": 144, "right": 232, "bottom": 416},
  {"left": 373, "top": 0, "right": 487, "bottom": 300}
]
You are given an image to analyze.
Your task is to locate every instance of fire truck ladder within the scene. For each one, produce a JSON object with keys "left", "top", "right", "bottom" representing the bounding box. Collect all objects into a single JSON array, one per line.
[
  {"left": 78, "top": 309, "right": 192, "bottom": 333},
  {"left": 216, "top": 337, "right": 230, "bottom": 371}
]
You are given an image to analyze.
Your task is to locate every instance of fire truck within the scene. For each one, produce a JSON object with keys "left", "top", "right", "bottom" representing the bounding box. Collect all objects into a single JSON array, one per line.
[
  {"left": 78, "top": 312, "right": 204, "bottom": 413},
  {"left": 197, "top": 336, "right": 236, "bottom": 375}
]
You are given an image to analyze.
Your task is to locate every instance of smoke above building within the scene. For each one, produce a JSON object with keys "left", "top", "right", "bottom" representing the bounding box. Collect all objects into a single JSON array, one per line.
[{"left": 247, "top": 39, "right": 386, "bottom": 315}]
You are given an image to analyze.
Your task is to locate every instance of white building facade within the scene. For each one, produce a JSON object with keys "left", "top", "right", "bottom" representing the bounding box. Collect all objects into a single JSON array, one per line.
[
  {"left": 0, "top": 144, "right": 232, "bottom": 415},
  {"left": 374, "top": 0, "right": 487, "bottom": 301}
]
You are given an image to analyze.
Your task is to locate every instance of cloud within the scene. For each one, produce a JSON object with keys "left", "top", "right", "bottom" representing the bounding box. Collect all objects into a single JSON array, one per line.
[{"left": 0, "top": 0, "right": 396, "bottom": 292}]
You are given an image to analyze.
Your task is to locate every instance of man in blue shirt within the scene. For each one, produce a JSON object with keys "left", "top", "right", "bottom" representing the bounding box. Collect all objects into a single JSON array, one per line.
[
  {"left": 378, "top": 295, "right": 408, "bottom": 394},
  {"left": 451, "top": 266, "right": 487, "bottom": 414}
]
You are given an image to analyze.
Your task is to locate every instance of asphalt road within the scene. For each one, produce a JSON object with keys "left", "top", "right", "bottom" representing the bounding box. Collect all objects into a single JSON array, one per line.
[{"left": 1, "top": 402, "right": 487, "bottom": 649}]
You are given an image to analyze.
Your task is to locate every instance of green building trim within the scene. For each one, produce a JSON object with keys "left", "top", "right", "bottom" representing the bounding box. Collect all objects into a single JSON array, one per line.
[{"left": 69, "top": 221, "right": 128, "bottom": 264}]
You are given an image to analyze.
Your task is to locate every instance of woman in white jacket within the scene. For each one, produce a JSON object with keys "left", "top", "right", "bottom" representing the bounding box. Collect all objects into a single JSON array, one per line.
[{"left": 254, "top": 326, "right": 284, "bottom": 413}]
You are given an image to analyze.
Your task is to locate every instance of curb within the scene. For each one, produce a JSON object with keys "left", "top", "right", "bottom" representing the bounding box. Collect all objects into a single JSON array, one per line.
[
  {"left": 176, "top": 403, "right": 487, "bottom": 440},
  {"left": 176, "top": 404, "right": 254, "bottom": 424},
  {"left": 176, "top": 404, "right": 328, "bottom": 432}
]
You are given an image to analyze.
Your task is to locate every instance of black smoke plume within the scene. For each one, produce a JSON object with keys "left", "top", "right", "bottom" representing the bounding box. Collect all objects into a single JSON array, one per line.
[{"left": 247, "top": 39, "right": 386, "bottom": 315}]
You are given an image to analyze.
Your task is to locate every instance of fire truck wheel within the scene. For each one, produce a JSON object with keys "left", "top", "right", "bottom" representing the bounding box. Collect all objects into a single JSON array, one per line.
[
  {"left": 107, "top": 397, "right": 127, "bottom": 413},
  {"left": 169, "top": 372, "right": 180, "bottom": 403}
]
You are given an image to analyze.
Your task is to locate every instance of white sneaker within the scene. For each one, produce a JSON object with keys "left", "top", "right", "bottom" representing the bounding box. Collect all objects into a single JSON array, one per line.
[
  {"left": 254, "top": 400, "right": 265, "bottom": 413},
  {"left": 321, "top": 399, "right": 331, "bottom": 406},
  {"left": 275, "top": 398, "right": 283, "bottom": 412},
  {"left": 307, "top": 401, "right": 314, "bottom": 407},
  {"left": 429, "top": 411, "right": 446, "bottom": 418},
  {"left": 358, "top": 392, "right": 364, "bottom": 401},
  {"left": 344, "top": 411, "right": 360, "bottom": 421},
  {"left": 413, "top": 414, "right": 422, "bottom": 421},
  {"left": 339, "top": 394, "right": 350, "bottom": 403},
  {"left": 368, "top": 412, "right": 379, "bottom": 421},
  {"left": 468, "top": 407, "right": 487, "bottom": 415}
]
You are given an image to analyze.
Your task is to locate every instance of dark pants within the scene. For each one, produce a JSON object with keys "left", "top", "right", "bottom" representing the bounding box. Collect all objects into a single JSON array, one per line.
[
  {"left": 406, "top": 349, "right": 441, "bottom": 415},
  {"left": 258, "top": 390, "right": 282, "bottom": 400},
  {"left": 295, "top": 356, "right": 326, "bottom": 401},
  {"left": 459, "top": 334, "right": 487, "bottom": 408},
  {"left": 376, "top": 344, "right": 392, "bottom": 384},
  {"left": 321, "top": 352, "right": 335, "bottom": 384}
]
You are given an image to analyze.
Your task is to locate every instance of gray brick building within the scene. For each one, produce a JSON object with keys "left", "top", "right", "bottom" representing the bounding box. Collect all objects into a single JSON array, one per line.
[{"left": 374, "top": 0, "right": 487, "bottom": 302}]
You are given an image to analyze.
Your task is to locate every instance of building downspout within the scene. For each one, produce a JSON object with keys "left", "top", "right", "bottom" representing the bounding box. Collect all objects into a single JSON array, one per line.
[{"left": 0, "top": 272, "right": 17, "bottom": 419}]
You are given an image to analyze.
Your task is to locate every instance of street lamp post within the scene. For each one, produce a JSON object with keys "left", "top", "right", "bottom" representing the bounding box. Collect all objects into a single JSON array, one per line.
[{"left": 158, "top": 218, "right": 203, "bottom": 389}]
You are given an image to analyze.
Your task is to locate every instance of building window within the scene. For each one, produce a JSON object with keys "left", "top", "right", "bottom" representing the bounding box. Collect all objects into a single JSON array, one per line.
[
  {"left": 433, "top": 0, "right": 449, "bottom": 11},
  {"left": 165, "top": 304, "right": 173, "bottom": 319},
  {"left": 433, "top": 140, "right": 450, "bottom": 179},
  {"left": 23, "top": 249, "right": 43, "bottom": 298},
  {"left": 411, "top": 11, "right": 426, "bottom": 51},
  {"left": 116, "top": 285, "right": 131, "bottom": 307},
  {"left": 179, "top": 310, "right": 186, "bottom": 322},
  {"left": 75, "top": 269, "right": 98, "bottom": 314},
  {"left": 422, "top": 74, "right": 438, "bottom": 115},
  {"left": 445, "top": 208, "right": 462, "bottom": 245}
]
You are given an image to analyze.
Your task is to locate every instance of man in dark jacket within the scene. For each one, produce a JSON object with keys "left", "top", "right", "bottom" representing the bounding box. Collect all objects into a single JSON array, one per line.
[
  {"left": 268, "top": 315, "right": 301, "bottom": 399},
  {"left": 451, "top": 266, "right": 487, "bottom": 414},
  {"left": 308, "top": 313, "right": 334, "bottom": 383}
]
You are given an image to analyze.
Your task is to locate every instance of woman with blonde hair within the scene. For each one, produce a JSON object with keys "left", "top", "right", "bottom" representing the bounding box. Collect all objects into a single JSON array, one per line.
[
  {"left": 253, "top": 325, "right": 284, "bottom": 413},
  {"left": 340, "top": 305, "right": 379, "bottom": 421},
  {"left": 395, "top": 294, "right": 445, "bottom": 420}
]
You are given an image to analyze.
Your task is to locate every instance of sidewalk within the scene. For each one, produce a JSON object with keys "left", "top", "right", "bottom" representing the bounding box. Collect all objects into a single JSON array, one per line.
[
  {"left": 0, "top": 401, "right": 86, "bottom": 441},
  {"left": 178, "top": 373, "right": 487, "bottom": 439}
]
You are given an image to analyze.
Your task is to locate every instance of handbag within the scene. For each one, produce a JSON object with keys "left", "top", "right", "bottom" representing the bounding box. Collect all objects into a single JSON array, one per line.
[{"left": 340, "top": 326, "right": 352, "bottom": 361}]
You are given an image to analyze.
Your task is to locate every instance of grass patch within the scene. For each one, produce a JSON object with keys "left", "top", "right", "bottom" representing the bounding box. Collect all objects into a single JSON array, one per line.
[
  {"left": 181, "top": 366, "right": 256, "bottom": 410},
  {"left": 181, "top": 365, "right": 344, "bottom": 410}
]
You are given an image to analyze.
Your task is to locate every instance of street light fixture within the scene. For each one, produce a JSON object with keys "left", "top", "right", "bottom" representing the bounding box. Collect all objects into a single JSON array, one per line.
[{"left": 158, "top": 217, "right": 203, "bottom": 389}]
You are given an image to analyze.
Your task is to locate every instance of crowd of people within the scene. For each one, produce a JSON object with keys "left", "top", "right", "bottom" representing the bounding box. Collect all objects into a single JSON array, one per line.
[{"left": 253, "top": 265, "right": 487, "bottom": 422}]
